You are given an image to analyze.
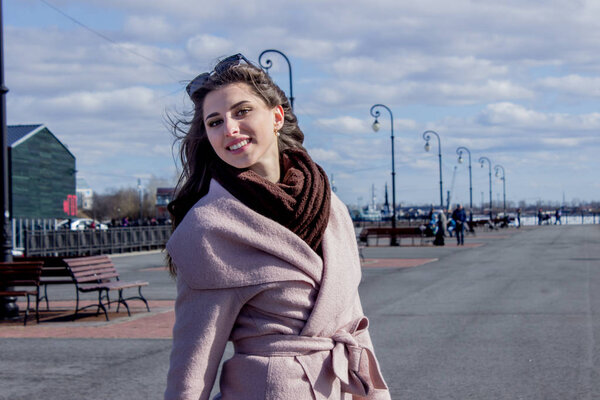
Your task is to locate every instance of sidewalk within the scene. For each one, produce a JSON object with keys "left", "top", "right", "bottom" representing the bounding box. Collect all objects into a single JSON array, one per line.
[{"left": 1, "top": 228, "right": 514, "bottom": 338}]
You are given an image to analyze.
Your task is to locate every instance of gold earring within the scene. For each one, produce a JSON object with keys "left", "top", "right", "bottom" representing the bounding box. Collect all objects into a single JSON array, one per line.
[{"left": 274, "top": 127, "right": 280, "bottom": 137}]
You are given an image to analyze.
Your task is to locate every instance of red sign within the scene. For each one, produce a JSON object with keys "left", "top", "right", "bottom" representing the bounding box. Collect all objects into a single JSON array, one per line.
[{"left": 63, "top": 194, "right": 77, "bottom": 216}]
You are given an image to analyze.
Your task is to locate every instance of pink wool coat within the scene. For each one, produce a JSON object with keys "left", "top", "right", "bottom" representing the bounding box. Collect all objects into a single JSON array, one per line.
[{"left": 165, "top": 180, "right": 390, "bottom": 400}]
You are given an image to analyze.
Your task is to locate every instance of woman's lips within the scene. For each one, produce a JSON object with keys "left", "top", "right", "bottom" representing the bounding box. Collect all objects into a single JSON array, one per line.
[{"left": 227, "top": 138, "right": 251, "bottom": 153}]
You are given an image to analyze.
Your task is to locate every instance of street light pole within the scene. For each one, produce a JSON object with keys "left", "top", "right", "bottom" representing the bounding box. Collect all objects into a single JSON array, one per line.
[
  {"left": 494, "top": 164, "right": 506, "bottom": 211},
  {"left": 0, "top": 0, "right": 18, "bottom": 319},
  {"left": 370, "top": 104, "right": 398, "bottom": 246},
  {"left": 258, "top": 49, "right": 294, "bottom": 110},
  {"left": 456, "top": 146, "right": 473, "bottom": 209},
  {"left": 479, "top": 156, "right": 493, "bottom": 220},
  {"left": 422, "top": 130, "right": 443, "bottom": 209},
  {"left": 137, "top": 178, "right": 143, "bottom": 222}
]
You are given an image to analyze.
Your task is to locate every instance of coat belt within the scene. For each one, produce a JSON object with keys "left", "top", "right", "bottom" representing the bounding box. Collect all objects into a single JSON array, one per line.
[{"left": 233, "top": 316, "right": 387, "bottom": 399}]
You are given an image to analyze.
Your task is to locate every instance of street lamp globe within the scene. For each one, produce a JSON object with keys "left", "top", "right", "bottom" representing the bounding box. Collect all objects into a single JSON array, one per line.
[
  {"left": 424, "top": 141, "right": 431, "bottom": 152},
  {"left": 372, "top": 119, "right": 381, "bottom": 132},
  {"left": 458, "top": 154, "right": 464, "bottom": 164}
]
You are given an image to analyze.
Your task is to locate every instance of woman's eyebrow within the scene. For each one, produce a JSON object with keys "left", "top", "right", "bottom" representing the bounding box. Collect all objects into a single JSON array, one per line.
[{"left": 205, "top": 100, "right": 251, "bottom": 122}]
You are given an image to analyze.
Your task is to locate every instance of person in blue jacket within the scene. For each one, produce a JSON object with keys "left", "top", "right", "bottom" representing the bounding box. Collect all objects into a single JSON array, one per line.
[{"left": 452, "top": 204, "right": 467, "bottom": 245}]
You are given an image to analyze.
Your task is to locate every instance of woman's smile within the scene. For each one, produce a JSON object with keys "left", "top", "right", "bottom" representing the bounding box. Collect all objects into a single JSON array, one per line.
[{"left": 226, "top": 137, "right": 252, "bottom": 153}]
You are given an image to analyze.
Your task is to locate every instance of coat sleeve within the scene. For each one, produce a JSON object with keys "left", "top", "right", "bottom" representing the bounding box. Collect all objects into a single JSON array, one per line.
[{"left": 164, "top": 277, "right": 247, "bottom": 400}]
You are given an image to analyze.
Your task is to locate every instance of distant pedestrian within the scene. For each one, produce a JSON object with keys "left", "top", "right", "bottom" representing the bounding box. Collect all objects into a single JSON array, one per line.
[
  {"left": 433, "top": 212, "right": 445, "bottom": 246},
  {"left": 468, "top": 209, "right": 474, "bottom": 233},
  {"left": 538, "top": 209, "right": 543, "bottom": 225},
  {"left": 439, "top": 209, "right": 448, "bottom": 236},
  {"left": 517, "top": 208, "right": 521, "bottom": 228},
  {"left": 555, "top": 209, "right": 562, "bottom": 225},
  {"left": 452, "top": 204, "right": 467, "bottom": 245}
]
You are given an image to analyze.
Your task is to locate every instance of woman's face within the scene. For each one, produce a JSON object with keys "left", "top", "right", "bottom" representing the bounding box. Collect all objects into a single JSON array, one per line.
[{"left": 203, "top": 83, "right": 284, "bottom": 182}]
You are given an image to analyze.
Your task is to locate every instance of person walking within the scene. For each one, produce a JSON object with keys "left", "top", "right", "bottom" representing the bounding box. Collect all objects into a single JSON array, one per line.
[
  {"left": 517, "top": 208, "right": 521, "bottom": 228},
  {"left": 164, "top": 54, "right": 390, "bottom": 400},
  {"left": 555, "top": 208, "right": 562, "bottom": 225},
  {"left": 452, "top": 204, "right": 467, "bottom": 245}
]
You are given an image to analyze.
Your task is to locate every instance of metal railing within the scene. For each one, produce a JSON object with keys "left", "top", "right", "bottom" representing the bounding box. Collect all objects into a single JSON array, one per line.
[{"left": 23, "top": 226, "right": 171, "bottom": 257}]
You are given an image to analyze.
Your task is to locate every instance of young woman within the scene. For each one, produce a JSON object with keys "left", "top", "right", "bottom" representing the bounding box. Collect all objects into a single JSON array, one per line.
[{"left": 165, "top": 54, "right": 390, "bottom": 400}]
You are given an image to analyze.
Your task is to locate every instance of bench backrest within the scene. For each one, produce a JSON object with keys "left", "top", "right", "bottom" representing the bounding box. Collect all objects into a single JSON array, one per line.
[
  {"left": 361, "top": 227, "right": 423, "bottom": 236},
  {"left": 0, "top": 261, "right": 44, "bottom": 287},
  {"left": 63, "top": 256, "right": 119, "bottom": 284},
  {"left": 19, "top": 256, "right": 72, "bottom": 280}
]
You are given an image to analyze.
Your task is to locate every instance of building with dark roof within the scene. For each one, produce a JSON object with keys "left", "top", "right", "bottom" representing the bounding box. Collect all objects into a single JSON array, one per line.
[{"left": 8, "top": 124, "right": 76, "bottom": 218}]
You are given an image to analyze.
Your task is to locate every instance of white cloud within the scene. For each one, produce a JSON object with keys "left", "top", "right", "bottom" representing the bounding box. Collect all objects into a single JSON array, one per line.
[
  {"left": 477, "top": 102, "right": 600, "bottom": 131},
  {"left": 124, "top": 15, "right": 174, "bottom": 41},
  {"left": 186, "top": 34, "right": 234, "bottom": 61},
  {"left": 538, "top": 74, "right": 600, "bottom": 97},
  {"left": 306, "top": 148, "right": 342, "bottom": 163},
  {"left": 314, "top": 116, "right": 369, "bottom": 135},
  {"left": 540, "top": 138, "right": 583, "bottom": 147}
]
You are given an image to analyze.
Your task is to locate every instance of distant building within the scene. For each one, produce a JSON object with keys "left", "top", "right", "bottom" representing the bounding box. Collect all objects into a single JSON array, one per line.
[
  {"left": 76, "top": 178, "right": 93, "bottom": 211},
  {"left": 8, "top": 124, "right": 76, "bottom": 218},
  {"left": 156, "top": 187, "right": 175, "bottom": 220}
]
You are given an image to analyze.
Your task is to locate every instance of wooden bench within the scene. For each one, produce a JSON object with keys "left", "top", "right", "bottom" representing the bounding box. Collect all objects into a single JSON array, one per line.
[
  {"left": 0, "top": 261, "right": 44, "bottom": 325},
  {"left": 359, "top": 227, "right": 426, "bottom": 246},
  {"left": 19, "top": 256, "right": 75, "bottom": 311},
  {"left": 63, "top": 255, "right": 150, "bottom": 321}
]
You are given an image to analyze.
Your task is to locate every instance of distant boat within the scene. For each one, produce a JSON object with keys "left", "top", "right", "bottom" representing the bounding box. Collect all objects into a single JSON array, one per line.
[{"left": 359, "top": 205, "right": 382, "bottom": 221}]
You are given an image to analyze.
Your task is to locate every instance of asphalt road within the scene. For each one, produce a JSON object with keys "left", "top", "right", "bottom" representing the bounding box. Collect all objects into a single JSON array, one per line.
[
  {"left": 362, "top": 225, "right": 600, "bottom": 399},
  {"left": 0, "top": 224, "right": 598, "bottom": 399}
]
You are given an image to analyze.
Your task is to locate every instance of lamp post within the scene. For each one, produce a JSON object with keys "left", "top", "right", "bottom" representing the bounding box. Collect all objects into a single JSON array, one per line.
[
  {"left": 137, "top": 178, "right": 143, "bottom": 221},
  {"left": 0, "top": 0, "right": 18, "bottom": 319},
  {"left": 494, "top": 164, "right": 506, "bottom": 211},
  {"left": 422, "top": 131, "right": 443, "bottom": 209},
  {"left": 456, "top": 146, "right": 473, "bottom": 209},
  {"left": 370, "top": 104, "right": 398, "bottom": 246},
  {"left": 258, "top": 49, "right": 294, "bottom": 110},
  {"left": 479, "top": 156, "right": 493, "bottom": 220}
]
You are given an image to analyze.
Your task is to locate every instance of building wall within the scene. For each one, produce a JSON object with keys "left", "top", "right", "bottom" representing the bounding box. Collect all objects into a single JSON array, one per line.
[{"left": 10, "top": 128, "right": 76, "bottom": 218}]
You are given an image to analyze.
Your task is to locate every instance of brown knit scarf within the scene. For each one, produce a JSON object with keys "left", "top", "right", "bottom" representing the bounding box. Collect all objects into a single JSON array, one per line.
[{"left": 211, "top": 148, "right": 331, "bottom": 254}]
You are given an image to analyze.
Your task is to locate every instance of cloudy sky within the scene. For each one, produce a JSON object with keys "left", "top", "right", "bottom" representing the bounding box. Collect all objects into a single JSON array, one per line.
[{"left": 4, "top": 0, "right": 600, "bottom": 208}]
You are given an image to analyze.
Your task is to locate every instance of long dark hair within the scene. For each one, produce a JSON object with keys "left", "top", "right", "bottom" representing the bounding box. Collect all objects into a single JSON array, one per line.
[{"left": 167, "top": 58, "right": 305, "bottom": 275}]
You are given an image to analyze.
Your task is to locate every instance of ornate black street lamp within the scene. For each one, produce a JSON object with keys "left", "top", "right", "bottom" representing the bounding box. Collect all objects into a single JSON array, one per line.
[
  {"left": 422, "top": 130, "right": 443, "bottom": 209},
  {"left": 258, "top": 49, "right": 294, "bottom": 110},
  {"left": 370, "top": 104, "right": 398, "bottom": 246},
  {"left": 456, "top": 146, "right": 473, "bottom": 209},
  {"left": 0, "top": 0, "right": 18, "bottom": 319},
  {"left": 494, "top": 164, "right": 506, "bottom": 211},
  {"left": 479, "top": 156, "right": 493, "bottom": 220}
]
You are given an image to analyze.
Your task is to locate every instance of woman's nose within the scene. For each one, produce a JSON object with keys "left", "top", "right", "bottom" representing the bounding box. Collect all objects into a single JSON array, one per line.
[{"left": 223, "top": 117, "right": 239, "bottom": 136}]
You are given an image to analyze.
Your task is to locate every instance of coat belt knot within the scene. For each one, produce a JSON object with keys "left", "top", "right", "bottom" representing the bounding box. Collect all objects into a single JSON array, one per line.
[
  {"left": 330, "top": 316, "right": 388, "bottom": 397},
  {"left": 232, "top": 316, "right": 387, "bottom": 399}
]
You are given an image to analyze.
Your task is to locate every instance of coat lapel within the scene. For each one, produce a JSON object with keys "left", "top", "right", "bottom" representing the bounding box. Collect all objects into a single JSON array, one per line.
[{"left": 300, "top": 195, "right": 363, "bottom": 337}]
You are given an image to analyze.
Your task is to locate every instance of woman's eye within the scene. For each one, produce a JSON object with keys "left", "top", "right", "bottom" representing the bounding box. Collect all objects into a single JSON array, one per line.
[
  {"left": 207, "top": 119, "right": 222, "bottom": 128},
  {"left": 237, "top": 108, "right": 251, "bottom": 116}
]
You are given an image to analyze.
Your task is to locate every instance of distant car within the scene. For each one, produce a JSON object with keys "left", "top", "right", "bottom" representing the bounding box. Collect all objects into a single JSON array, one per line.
[{"left": 57, "top": 218, "right": 108, "bottom": 230}]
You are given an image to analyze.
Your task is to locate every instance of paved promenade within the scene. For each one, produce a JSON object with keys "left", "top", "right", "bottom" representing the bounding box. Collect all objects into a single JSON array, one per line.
[{"left": 1, "top": 224, "right": 599, "bottom": 399}]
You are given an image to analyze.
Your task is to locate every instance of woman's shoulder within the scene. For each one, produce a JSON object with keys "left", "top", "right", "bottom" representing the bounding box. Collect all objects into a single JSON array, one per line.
[{"left": 166, "top": 179, "right": 323, "bottom": 290}]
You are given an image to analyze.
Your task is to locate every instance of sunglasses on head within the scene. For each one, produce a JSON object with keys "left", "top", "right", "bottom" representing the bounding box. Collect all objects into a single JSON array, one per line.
[{"left": 186, "top": 53, "right": 252, "bottom": 98}]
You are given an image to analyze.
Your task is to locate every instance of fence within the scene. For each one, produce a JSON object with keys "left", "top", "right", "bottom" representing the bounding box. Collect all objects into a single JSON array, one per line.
[
  {"left": 12, "top": 218, "right": 60, "bottom": 253},
  {"left": 22, "top": 226, "right": 171, "bottom": 257}
]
